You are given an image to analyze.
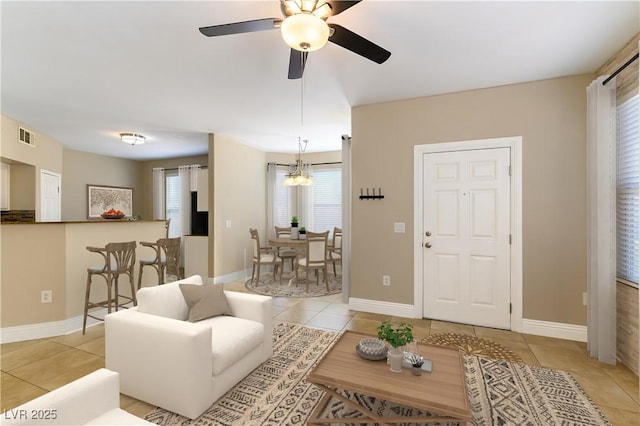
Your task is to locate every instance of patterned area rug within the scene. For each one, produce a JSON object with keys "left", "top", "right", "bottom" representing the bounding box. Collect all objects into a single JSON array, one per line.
[
  {"left": 145, "top": 322, "right": 341, "bottom": 425},
  {"left": 421, "top": 332, "right": 524, "bottom": 363},
  {"left": 145, "top": 325, "right": 610, "bottom": 426},
  {"left": 318, "top": 356, "right": 611, "bottom": 425},
  {"left": 244, "top": 271, "right": 341, "bottom": 298}
]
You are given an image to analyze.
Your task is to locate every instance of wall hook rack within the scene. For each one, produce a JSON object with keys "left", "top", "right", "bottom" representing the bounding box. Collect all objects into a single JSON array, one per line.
[{"left": 359, "top": 187, "right": 384, "bottom": 200}]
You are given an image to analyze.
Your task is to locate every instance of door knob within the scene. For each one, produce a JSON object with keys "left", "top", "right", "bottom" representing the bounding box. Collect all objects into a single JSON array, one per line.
[
  {"left": 425, "top": 242, "right": 432, "bottom": 248},
  {"left": 425, "top": 231, "right": 432, "bottom": 237}
]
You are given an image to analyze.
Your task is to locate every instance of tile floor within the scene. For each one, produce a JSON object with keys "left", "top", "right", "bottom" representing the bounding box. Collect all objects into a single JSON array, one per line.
[{"left": 2, "top": 279, "right": 639, "bottom": 425}]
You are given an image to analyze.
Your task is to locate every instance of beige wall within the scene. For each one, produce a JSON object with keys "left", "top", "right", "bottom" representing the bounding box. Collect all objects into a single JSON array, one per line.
[
  {"left": 352, "top": 73, "right": 594, "bottom": 326},
  {"left": 62, "top": 149, "right": 142, "bottom": 221},
  {"left": 10, "top": 164, "right": 36, "bottom": 210},
  {"left": 213, "top": 135, "right": 266, "bottom": 278},
  {"left": 1, "top": 115, "right": 63, "bottom": 220},
  {"left": 0, "top": 221, "right": 166, "bottom": 330}
]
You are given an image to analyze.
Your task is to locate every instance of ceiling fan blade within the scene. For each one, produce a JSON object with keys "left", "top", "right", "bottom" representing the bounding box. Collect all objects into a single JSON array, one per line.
[
  {"left": 323, "top": 1, "right": 362, "bottom": 17},
  {"left": 328, "top": 23, "right": 391, "bottom": 64},
  {"left": 199, "top": 18, "right": 281, "bottom": 37},
  {"left": 288, "top": 49, "right": 309, "bottom": 79}
]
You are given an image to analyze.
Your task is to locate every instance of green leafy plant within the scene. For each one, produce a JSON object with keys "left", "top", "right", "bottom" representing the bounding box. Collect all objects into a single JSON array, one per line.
[
  {"left": 291, "top": 216, "right": 299, "bottom": 226},
  {"left": 408, "top": 353, "right": 424, "bottom": 368},
  {"left": 299, "top": 226, "right": 306, "bottom": 233},
  {"left": 376, "top": 321, "right": 414, "bottom": 348}
]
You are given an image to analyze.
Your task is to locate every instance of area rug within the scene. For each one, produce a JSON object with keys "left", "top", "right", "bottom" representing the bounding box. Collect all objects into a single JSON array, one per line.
[
  {"left": 145, "top": 324, "right": 610, "bottom": 426},
  {"left": 421, "top": 332, "right": 523, "bottom": 363},
  {"left": 145, "top": 322, "right": 342, "bottom": 425},
  {"left": 244, "top": 271, "right": 342, "bottom": 298}
]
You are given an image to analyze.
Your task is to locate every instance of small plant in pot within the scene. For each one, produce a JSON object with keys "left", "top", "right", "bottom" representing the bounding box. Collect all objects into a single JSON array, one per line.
[
  {"left": 299, "top": 226, "right": 306, "bottom": 239},
  {"left": 377, "top": 321, "right": 414, "bottom": 372},
  {"left": 290, "top": 216, "right": 299, "bottom": 239},
  {"left": 408, "top": 353, "right": 424, "bottom": 376}
]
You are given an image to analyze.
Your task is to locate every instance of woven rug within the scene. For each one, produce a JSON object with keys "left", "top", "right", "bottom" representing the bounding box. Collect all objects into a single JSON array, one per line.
[
  {"left": 145, "top": 324, "right": 610, "bottom": 426},
  {"left": 422, "top": 332, "right": 523, "bottom": 363},
  {"left": 244, "top": 271, "right": 341, "bottom": 298}
]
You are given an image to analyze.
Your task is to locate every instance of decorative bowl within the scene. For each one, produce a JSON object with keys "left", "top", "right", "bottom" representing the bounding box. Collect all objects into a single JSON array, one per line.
[
  {"left": 101, "top": 214, "right": 125, "bottom": 219},
  {"left": 357, "top": 338, "right": 387, "bottom": 360}
]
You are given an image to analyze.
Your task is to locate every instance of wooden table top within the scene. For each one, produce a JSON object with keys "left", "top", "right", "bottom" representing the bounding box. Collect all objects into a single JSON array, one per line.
[
  {"left": 268, "top": 237, "right": 307, "bottom": 247},
  {"left": 306, "top": 330, "right": 471, "bottom": 421}
]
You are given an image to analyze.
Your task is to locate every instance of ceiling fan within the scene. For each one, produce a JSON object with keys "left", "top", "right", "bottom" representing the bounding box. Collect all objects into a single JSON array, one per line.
[{"left": 199, "top": 0, "right": 391, "bottom": 79}]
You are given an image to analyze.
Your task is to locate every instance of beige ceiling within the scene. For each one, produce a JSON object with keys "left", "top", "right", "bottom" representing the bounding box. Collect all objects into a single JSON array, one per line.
[{"left": 2, "top": 1, "right": 638, "bottom": 160}]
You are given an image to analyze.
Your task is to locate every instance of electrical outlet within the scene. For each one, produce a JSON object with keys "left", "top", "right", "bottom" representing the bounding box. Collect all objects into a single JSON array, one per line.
[
  {"left": 383, "top": 275, "right": 391, "bottom": 287},
  {"left": 41, "top": 290, "right": 52, "bottom": 304}
]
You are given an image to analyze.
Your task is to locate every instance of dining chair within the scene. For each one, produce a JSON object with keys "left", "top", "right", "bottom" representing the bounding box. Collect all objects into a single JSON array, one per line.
[
  {"left": 83, "top": 241, "right": 137, "bottom": 334},
  {"left": 295, "top": 230, "right": 329, "bottom": 292},
  {"left": 249, "top": 228, "right": 282, "bottom": 285},
  {"left": 137, "top": 237, "right": 182, "bottom": 288},
  {"left": 328, "top": 227, "right": 342, "bottom": 277},
  {"left": 274, "top": 226, "right": 297, "bottom": 271}
]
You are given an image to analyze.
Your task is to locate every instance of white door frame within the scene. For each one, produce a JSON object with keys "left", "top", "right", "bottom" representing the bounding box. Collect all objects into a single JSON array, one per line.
[{"left": 413, "top": 136, "right": 523, "bottom": 332}]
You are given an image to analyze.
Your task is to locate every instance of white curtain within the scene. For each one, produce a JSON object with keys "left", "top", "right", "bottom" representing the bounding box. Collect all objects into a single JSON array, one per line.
[
  {"left": 300, "top": 163, "right": 314, "bottom": 231},
  {"left": 152, "top": 168, "right": 165, "bottom": 220},
  {"left": 266, "top": 163, "right": 277, "bottom": 239},
  {"left": 586, "top": 76, "right": 617, "bottom": 365}
]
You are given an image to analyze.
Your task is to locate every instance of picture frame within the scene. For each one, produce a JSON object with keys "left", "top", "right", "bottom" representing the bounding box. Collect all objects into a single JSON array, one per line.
[{"left": 87, "top": 184, "right": 133, "bottom": 219}]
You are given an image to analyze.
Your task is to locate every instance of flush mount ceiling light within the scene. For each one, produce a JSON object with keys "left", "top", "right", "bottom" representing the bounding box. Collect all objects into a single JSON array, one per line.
[
  {"left": 280, "top": 12, "right": 330, "bottom": 52},
  {"left": 120, "top": 133, "right": 145, "bottom": 146}
]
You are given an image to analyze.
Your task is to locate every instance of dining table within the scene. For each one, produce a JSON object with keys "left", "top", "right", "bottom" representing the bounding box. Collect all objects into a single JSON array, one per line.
[{"left": 268, "top": 237, "right": 307, "bottom": 286}]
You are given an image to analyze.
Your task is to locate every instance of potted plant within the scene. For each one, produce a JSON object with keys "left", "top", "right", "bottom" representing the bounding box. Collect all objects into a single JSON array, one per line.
[
  {"left": 377, "top": 321, "right": 414, "bottom": 372},
  {"left": 408, "top": 353, "right": 424, "bottom": 376},
  {"left": 299, "top": 226, "right": 306, "bottom": 240},
  {"left": 290, "top": 216, "right": 299, "bottom": 239}
]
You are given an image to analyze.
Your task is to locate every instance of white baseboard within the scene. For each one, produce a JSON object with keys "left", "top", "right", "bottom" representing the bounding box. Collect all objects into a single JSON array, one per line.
[
  {"left": 1, "top": 308, "right": 109, "bottom": 344},
  {"left": 348, "top": 298, "right": 418, "bottom": 318},
  {"left": 520, "top": 318, "right": 587, "bottom": 342},
  {"left": 212, "top": 269, "right": 251, "bottom": 285}
]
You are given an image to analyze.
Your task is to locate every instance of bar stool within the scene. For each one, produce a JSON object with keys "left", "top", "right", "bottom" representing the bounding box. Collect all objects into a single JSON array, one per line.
[
  {"left": 137, "top": 237, "right": 182, "bottom": 289},
  {"left": 83, "top": 241, "right": 137, "bottom": 334}
]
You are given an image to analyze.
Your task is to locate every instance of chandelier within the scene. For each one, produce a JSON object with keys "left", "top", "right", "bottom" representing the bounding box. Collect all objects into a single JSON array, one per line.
[{"left": 284, "top": 138, "right": 313, "bottom": 186}]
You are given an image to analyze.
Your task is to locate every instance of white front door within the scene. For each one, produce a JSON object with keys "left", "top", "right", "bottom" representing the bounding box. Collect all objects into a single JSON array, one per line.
[
  {"left": 41, "top": 169, "right": 61, "bottom": 222},
  {"left": 422, "top": 148, "right": 511, "bottom": 329}
]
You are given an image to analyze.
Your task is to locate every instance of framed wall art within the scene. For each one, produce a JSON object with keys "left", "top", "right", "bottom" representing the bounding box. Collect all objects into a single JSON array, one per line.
[{"left": 87, "top": 184, "right": 133, "bottom": 219}]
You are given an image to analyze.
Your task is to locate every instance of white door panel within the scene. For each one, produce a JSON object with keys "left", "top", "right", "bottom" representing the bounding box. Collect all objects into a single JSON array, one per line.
[
  {"left": 41, "top": 170, "right": 61, "bottom": 222},
  {"left": 423, "top": 148, "right": 511, "bottom": 329}
]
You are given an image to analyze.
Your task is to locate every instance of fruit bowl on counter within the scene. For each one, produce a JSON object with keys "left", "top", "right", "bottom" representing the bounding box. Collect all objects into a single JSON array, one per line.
[{"left": 101, "top": 209, "right": 125, "bottom": 219}]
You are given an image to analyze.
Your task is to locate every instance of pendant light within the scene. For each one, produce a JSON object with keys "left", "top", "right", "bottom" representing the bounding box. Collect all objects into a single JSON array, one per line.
[{"left": 283, "top": 138, "right": 313, "bottom": 186}]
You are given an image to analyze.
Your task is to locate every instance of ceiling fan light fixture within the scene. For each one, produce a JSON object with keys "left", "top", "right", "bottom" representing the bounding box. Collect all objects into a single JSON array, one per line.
[
  {"left": 281, "top": 13, "right": 329, "bottom": 52},
  {"left": 120, "top": 132, "right": 145, "bottom": 145}
]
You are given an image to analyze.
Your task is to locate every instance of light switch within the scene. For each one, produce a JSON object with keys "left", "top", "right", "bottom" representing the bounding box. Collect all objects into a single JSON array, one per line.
[
  {"left": 225, "top": 219, "right": 231, "bottom": 228},
  {"left": 394, "top": 222, "right": 405, "bottom": 233}
]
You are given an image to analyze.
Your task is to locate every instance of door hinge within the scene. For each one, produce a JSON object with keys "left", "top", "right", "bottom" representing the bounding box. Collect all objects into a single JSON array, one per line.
[
  {"left": 509, "top": 303, "right": 512, "bottom": 314},
  {"left": 509, "top": 234, "right": 512, "bottom": 245},
  {"left": 508, "top": 165, "right": 512, "bottom": 176}
]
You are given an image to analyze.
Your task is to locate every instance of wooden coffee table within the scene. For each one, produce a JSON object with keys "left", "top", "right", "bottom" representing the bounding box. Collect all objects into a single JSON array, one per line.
[{"left": 306, "top": 331, "right": 471, "bottom": 425}]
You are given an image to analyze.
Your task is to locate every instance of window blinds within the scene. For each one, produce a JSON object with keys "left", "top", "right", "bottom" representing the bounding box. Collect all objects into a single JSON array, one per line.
[{"left": 616, "top": 95, "right": 639, "bottom": 285}]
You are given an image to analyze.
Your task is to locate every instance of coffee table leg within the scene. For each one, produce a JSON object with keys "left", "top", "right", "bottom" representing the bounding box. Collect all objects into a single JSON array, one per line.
[{"left": 307, "top": 385, "right": 394, "bottom": 426}]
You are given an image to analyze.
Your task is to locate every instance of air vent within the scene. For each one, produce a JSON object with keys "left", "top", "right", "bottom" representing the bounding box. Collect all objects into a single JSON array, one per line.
[{"left": 18, "top": 126, "right": 35, "bottom": 147}]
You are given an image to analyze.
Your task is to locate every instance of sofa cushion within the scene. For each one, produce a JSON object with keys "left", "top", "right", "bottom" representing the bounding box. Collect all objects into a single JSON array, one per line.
[
  {"left": 86, "top": 408, "right": 155, "bottom": 425},
  {"left": 179, "top": 283, "right": 232, "bottom": 322},
  {"left": 199, "top": 316, "right": 265, "bottom": 375},
  {"left": 137, "top": 275, "right": 203, "bottom": 320}
]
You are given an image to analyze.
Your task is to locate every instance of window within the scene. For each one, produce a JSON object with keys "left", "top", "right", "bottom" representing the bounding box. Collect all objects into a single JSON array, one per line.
[
  {"left": 166, "top": 171, "right": 182, "bottom": 238},
  {"left": 616, "top": 95, "right": 639, "bottom": 286},
  {"left": 308, "top": 167, "right": 342, "bottom": 233}
]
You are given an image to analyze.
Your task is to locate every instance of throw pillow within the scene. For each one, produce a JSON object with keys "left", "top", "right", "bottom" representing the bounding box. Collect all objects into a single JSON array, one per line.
[{"left": 179, "top": 283, "right": 232, "bottom": 322}]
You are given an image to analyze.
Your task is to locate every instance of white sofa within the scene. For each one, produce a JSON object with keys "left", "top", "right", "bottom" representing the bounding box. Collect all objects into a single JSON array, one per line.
[
  {"left": 105, "top": 275, "right": 273, "bottom": 420},
  {"left": 3, "top": 368, "right": 153, "bottom": 425}
]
